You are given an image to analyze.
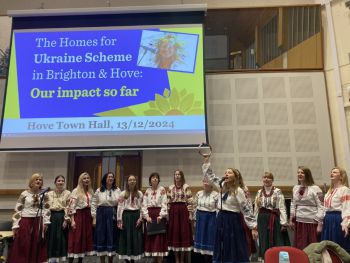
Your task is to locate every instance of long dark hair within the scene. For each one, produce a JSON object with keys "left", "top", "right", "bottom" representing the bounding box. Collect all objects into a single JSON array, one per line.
[
  {"left": 298, "top": 166, "right": 315, "bottom": 186},
  {"left": 100, "top": 172, "right": 116, "bottom": 192}
]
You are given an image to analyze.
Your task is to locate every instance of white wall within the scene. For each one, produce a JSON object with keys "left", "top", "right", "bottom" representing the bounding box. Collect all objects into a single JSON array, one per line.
[
  {"left": 142, "top": 72, "right": 334, "bottom": 189},
  {"left": 321, "top": 0, "right": 350, "bottom": 168}
]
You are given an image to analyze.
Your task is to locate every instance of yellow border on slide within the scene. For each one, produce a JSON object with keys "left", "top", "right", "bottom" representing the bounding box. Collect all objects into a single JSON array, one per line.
[{"left": 4, "top": 34, "right": 20, "bottom": 119}]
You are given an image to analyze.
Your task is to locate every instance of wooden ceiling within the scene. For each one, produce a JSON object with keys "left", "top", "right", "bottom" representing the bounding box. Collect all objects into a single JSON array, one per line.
[{"left": 205, "top": 8, "right": 278, "bottom": 47}]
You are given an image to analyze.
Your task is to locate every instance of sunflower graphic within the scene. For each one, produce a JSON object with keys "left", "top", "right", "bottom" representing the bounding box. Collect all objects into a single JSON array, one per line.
[
  {"left": 95, "top": 87, "right": 203, "bottom": 117},
  {"left": 144, "top": 88, "right": 202, "bottom": 116}
]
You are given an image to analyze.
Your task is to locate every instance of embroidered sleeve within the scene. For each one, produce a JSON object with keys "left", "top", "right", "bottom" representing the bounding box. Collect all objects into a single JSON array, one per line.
[
  {"left": 159, "top": 187, "right": 168, "bottom": 218},
  {"left": 47, "top": 191, "right": 54, "bottom": 208},
  {"left": 117, "top": 192, "right": 125, "bottom": 221},
  {"left": 193, "top": 191, "right": 199, "bottom": 221},
  {"left": 253, "top": 190, "right": 261, "bottom": 220},
  {"left": 64, "top": 190, "right": 71, "bottom": 222},
  {"left": 185, "top": 185, "right": 193, "bottom": 214},
  {"left": 68, "top": 189, "right": 78, "bottom": 215},
  {"left": 237, "top": 188, "right": 257, "bottom": 229},
  {"left": 202, "top": 163, "right": 221, "bottom": 189},
  {"left": 91, "top": 189, "right": 99, "bottom": 218},
  {"left": 313, "top": 185, "right": 325, "bottom": 222},
  {"left": 244, "top": 186, "right": 253, "bottom": 206},
  {"left": 277, "top": 190, "right": 288, "bottom": 226},
  {"left": 141, "top": 189, "right": 149, "bottom": 219},
  {"left": 290, "top": 186, "right": 297, "bottom": 219},
  {"left": 138, "top": 191, "right": 144, "bottom": 220},
  {"left": 12, "top": 191, "right": 26, "bottom": 229},
  {"left": 340, "top": 187, "right": 350, "bottom": 227},
  {"left": 43, "top": 193, "right": 51, "bottom": 225},
  {"left": 167, "top": 185, "right": 174, "bottom": 210}
]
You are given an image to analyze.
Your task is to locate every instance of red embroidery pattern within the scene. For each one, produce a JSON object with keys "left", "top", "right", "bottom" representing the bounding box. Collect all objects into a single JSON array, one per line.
[{"left": 340, "top": 195, "right": 350, "bottom": 203}]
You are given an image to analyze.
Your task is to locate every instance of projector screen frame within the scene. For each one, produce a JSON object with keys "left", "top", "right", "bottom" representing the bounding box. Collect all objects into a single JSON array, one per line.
[{"left": 0, "top": 6, "right": 209, "bottom": 152}]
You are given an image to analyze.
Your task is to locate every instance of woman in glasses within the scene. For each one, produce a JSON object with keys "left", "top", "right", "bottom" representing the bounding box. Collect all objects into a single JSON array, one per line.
[{"left": 92, "top": 172, "right": 121, "bottom": 263}]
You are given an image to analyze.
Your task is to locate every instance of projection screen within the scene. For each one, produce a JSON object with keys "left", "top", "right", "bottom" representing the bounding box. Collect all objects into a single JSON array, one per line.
[{"left": 0, "top": 10, "right": 208, "bottom": 151}]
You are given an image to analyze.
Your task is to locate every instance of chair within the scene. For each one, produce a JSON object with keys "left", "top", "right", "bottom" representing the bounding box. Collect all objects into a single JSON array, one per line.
[{"left": 264, "top": 246, "right": 310, "bottom": 263}]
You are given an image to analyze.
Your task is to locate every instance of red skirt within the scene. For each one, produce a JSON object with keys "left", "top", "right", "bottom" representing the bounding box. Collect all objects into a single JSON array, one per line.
[
  {"left": 294, "top": 221, "right": 318, "bottom": 250},
  {"left": 167, "top": 202, "right": 193, "bottom": 251},
  {"left": 144, "top": 207, "right": 168, "bottom": 256},
  {"left": 8, "top": 217, "right": 48, "bottom": 263},
  {"left": 68, "top": 207, "right": 94, "bottom": 258}
]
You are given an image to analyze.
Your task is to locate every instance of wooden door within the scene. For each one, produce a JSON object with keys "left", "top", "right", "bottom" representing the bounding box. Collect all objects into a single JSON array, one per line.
[
  {"left": 74, "top": 156, "right": 102, "bottom": 190},
  {"left": 68, "top": 152, "right": 142, "bottom": 191}
]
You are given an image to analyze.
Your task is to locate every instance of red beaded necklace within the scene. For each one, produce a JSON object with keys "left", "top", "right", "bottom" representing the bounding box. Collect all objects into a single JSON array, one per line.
[{"left": 262, "top": 186, "right": 275, "bottom": 197}]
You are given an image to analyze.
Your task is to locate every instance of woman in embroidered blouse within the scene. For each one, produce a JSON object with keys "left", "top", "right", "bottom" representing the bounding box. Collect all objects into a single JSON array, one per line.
[
  {"left": 91, "top": 172, "right": 121, "bottom": 263},
  {"left": 193, "top": 177, "right": 218, "bottom": 263},
  {"left": 289, "top": 166, "right": 324, "bottom": 249},
  {"left": 9, "top": 173, "right": 51, "bottom": 263},
  {"left": 254, "top": 172, "right": 289, "bottom": 258},
  {"left": 202, "top": 157, "right": 258, "bottom": 263},
  {"left": 47, "top": 175, "right": 71, "bottom": 263},
  {"left": 142, "top": 172, "right": 168, "bottom": 263},
  {"left": 67, "top": 172, "right": 94, "bottom": 263},
  {"left": 117, "top": 174, "right": 144, "bottom": 262},
  {"left": 321, "top": 167, "right": 350, "bottom": 253},
  {"left": 167, "top": 170, "right": 193, "bottom": 263}
]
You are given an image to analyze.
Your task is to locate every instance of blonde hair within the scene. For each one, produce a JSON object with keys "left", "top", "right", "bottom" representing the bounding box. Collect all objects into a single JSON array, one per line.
[
  {"left": 235, "top": 169, "right": 245, "bottom": 188},
  {"left": 329, "top": 167, "right": 349, "bottom": 191},
  {"left": 75, "top": 172, "right": 93, "bottom": 200},
  {"left": 28, "top": 173, "right": 43, "bottom": 189}
]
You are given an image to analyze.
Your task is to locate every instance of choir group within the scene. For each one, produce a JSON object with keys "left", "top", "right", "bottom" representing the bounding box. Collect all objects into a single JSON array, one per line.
[{"left": 7, "top": 156, "right": 350, "bottom": 263}]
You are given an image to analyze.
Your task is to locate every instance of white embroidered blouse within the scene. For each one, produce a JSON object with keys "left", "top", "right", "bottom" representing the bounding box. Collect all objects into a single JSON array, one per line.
[
  {"left": 324, "top": 185, "right": 350, "bottom": 227},
  {"left": 142, "top": 185, "right": 167, "bottom": 219},
  {"left": 12, "top": 190, "right": 51, "bottom": 229},
  {"left": 202, "top": 163, "right": 257, "bottom": 229},
  {"left": 193, "top": 189, "right": 219, "bottom": 220},
  {"left": 68, "top": 188, "right": 93, "bottom": 215},
  {"left": 47, "top": 189, "right": 71, "bottom": 221},
  {"left": 91, "top": 187, "right": 121, "bottom": 218},
  {"left": 167, "top": 182, "right": 194, "bottom": 216},
  {"left": 254, "top": 186, "right": 288, "bottom": 226},
  {"left": 117, "top": 190, "right": 143, "bottom": 221},
  {"left": 290, "top": 185, "right": 324, "bottom": 223}
]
